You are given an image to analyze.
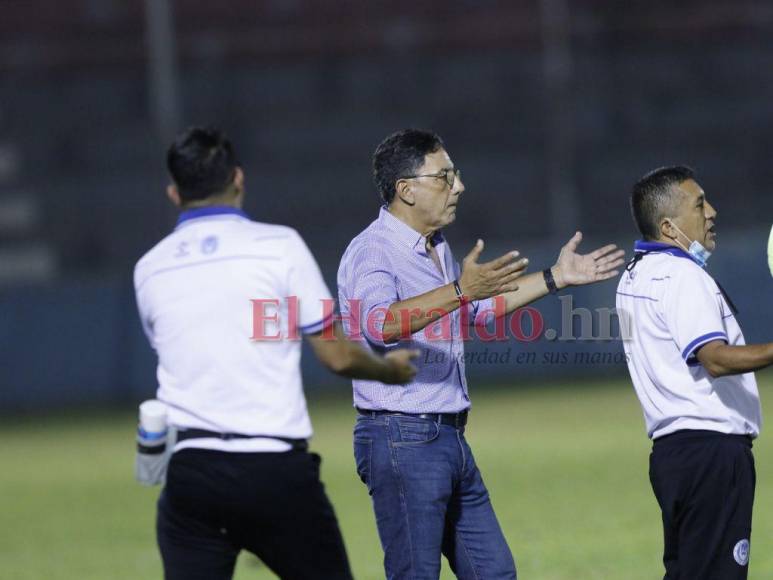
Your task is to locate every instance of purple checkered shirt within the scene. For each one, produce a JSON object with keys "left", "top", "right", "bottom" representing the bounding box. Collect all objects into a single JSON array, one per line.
[{"left": 337, "top": 207, "right": 494, "bottom": 413}]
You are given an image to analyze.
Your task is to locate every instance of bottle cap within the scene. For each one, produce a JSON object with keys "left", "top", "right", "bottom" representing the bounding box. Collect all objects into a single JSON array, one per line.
[{"left": 139, "top": 399, "right": 167, "bottom": 434}]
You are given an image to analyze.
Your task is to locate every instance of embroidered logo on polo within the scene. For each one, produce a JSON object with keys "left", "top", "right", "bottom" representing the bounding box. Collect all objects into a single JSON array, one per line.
[
  {"left": 733, "top": 539, "right": 750, "bottom": 566},
  {"left": 173, "top": 241, "right": 189, "bottom": 258},
  {"left": 201, "top": 236, "right": 219, "bottom": 254}
]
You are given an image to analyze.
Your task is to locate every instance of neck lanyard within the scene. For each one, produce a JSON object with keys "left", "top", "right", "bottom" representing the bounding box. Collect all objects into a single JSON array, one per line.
[{"left": 626, "top": 250, "right": 738, "bottom": 315}]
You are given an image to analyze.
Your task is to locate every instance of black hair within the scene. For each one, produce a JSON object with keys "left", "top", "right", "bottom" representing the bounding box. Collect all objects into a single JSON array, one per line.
[
  {"left": 166, "top": 126, "right": 239, "bottom": 203},
  {"left": 372, "top": 129, "right": 445, "bottom": 204},
  {"left": 631, "top": 165, "right": 695, "bottom": 240}
]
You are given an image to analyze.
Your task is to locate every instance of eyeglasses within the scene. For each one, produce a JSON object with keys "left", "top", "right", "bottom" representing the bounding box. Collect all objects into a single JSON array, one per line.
[{"left": 402, "top": 168, "right": 461, "bottom": 189}]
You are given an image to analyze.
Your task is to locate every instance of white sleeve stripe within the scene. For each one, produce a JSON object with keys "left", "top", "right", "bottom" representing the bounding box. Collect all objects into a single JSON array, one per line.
[
  {"left": 300, "top": 312, "right": 334, "bottom": 335},
  {"left": 682, "top": 331, "right": 728, "bottom": 361}
]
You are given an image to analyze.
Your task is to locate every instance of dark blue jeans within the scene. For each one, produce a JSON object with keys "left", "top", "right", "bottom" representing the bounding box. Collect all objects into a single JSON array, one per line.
[{"left": 353, "top": 413, "right": 517, "bottom": 579}]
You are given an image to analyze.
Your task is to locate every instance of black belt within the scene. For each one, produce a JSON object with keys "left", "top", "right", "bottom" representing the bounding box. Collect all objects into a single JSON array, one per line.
[
  {"left": 653, "top": 429, "right": 753, "bottom": 448},
  {"left": 176, "top": 428, "right": 308, "bottom": 451},
  {"left": 356, "top": 408, "right": 468, "bottom": 428}
]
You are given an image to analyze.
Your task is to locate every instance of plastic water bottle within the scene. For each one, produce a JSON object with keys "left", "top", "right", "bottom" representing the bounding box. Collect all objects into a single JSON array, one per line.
[
  {"left": 137, "top": 399, "right": 168, "bottom": 454},
  {"left": 135, "top": 399, "right": 169, "bottom": 485}
]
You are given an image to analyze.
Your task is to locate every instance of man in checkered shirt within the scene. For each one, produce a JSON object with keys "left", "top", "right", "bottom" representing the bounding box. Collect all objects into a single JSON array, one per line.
[{"left": 338, "top": 128, "right": 624, "bottom": 579}]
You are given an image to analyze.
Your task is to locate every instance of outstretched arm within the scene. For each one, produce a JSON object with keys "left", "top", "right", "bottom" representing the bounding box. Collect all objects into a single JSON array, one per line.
[
  {"left": 498, "top": 232, "right": 625, "bottom": 314},
  {"left": 381, "top": 240, "right": 529, "bottom": 343}
]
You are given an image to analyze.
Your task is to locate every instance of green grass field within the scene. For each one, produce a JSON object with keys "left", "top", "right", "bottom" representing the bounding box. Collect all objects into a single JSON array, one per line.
[{"left": 2, "top": 374, "right": 771, "bottom": 579}]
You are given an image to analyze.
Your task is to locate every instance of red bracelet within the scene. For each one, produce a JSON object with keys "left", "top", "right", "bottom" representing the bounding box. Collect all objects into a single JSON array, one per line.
[{"left": 453, "top": 279, "right": 469, "bottom": 305}]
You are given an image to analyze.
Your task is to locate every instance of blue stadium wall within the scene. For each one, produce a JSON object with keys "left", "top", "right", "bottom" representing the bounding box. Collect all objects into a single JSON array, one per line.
[{"left": 2, "top": 228, "right": 770, "bottom": 412}]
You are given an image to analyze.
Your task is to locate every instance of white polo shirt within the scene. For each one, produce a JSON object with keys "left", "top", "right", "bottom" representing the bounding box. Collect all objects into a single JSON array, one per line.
[
  {"left": 616, "top": 240, "right": 761, "bottom": 440},
  {"left": 134, "top": 206, "right": 333, "bottom": 452}
]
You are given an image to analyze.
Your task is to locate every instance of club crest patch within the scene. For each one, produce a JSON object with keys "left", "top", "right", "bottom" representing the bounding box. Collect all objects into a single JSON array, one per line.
[
  {"left": 201, "top": 236, "right": 219, "bottom": 254},
  {"left": 733, "top": 539, "right": 750, "bottom": 566}
]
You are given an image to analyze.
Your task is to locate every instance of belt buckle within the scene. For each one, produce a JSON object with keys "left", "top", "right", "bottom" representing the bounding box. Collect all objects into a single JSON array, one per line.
[{"left": 421, "top": 413, "right": 440, "bottom": 425}]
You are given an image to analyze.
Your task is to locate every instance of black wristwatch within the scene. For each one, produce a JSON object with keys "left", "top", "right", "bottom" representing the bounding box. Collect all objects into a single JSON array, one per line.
[{"left": 543, "top": 268, "right": 559, "bottom": 295}]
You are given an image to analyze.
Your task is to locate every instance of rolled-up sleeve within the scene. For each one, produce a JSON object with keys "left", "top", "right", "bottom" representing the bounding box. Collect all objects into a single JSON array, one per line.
[{"left": 343, "top": 244, "right": 399, "bottom": 347}]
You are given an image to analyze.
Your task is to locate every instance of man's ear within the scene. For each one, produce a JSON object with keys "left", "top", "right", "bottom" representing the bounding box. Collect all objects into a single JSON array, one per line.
[
  {"left": 233, "top": 167, "right": 244, "bottom": 192},
  {"left": 395, "top": 179, "right": 415, "bottom": 206},
  {"left": 660, "top": 218, "right": 676, "bottom": 241},
  {"left": 166, "top": 184, "right": 182, "bottom": 207}
]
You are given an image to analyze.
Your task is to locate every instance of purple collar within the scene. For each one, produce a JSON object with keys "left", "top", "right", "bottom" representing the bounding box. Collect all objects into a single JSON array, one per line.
[
  {"left": 633, "top": 239, "right": 700, "bottom": 265},
  {"left": 176, "top": 206, "right": 249, "bottom": 227},
  {"left": 379, "top": 206, "right": 445, "bottom": 254}
]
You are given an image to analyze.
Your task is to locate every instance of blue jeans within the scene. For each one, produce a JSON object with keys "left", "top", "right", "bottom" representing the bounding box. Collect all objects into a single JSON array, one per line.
[{"left": 353, "top": 413, "right": 517, "bottom": 579}]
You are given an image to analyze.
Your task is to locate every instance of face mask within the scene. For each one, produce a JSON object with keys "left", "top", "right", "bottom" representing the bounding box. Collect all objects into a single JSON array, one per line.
[{"left": 667, "top": 220, "right": 712, "bottom": 267}]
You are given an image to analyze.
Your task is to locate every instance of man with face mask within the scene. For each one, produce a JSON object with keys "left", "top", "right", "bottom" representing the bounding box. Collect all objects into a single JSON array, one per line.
[{"left": 617, "top": 166, "right": 764, "bottom": 579}]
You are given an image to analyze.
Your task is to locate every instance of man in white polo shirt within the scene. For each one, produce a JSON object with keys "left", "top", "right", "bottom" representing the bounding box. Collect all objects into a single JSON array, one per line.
[
  {"left": 617, "top": 165, "right": 765, "bottom": 579},
  {"left": 134, "top": 126, "right": 417, "bottom": 580}
]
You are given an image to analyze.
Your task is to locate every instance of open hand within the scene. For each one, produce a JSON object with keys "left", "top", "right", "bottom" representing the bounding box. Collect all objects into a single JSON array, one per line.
[
  {"left": 552, "top": 232, "right": 625, "bottom": 288},
  {"left": 459, "top": 240, "right": 529, "bottom": 301}
]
